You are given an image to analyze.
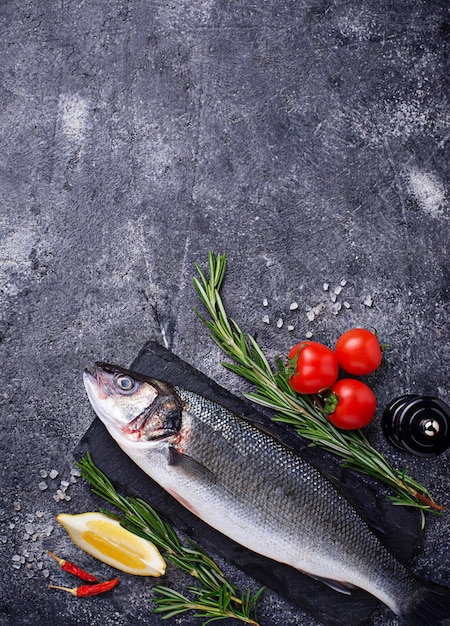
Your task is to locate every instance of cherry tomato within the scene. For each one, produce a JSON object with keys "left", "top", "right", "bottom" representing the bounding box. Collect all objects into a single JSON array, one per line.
[
  {"left": 327, "top": 379, "right": 376, "bottom": 430},
  {"left": 288, "top": 341, "right": 339, "bottom": 395},
  {"left": 335, "top": 328, "right": 382, "bottom": 376}
]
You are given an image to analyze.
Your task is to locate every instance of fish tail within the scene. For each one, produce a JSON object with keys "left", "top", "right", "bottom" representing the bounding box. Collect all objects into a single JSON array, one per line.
[{"left": 401, "top": 580, "right": 450, "bottom": 626}]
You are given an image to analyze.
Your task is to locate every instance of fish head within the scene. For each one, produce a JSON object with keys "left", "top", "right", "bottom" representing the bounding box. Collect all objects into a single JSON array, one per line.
[{"left": 83, "top": 362, "right": 182, "bottom": 449}]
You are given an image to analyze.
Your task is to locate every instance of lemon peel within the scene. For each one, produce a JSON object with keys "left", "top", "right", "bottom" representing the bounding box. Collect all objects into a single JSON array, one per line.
[{"left": 56, "top": 511, "right": 166, "bottom": 576}]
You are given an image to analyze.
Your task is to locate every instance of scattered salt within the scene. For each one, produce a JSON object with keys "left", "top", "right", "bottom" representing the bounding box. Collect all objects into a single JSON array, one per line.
[
  {"left": 262, "top": 314, "right": 270, "bottom": 324},
  {"left": 13, "top": 501, "right": 21, "bottom": 512},
  {"left": 340, "top": 279, "right": 347, "bottom": 287},
  {"left": 35, "top": 511, "right": 44, "bottom": 518},
  {"left": 262, "top": 298, "right": 268, "bottom": 307},
  {"left": 287, "top": 325, "right": 295, "bottom": 331},
  {"left": 334, "top": 285, "right": 343, "bottom": 295},
  {"left": 49, "top": 469, "right": 59, "bottom": 479},
  {"left": 363, "top": 295, "right": 373, "bottom": 307},
  {"left": 39, "top": 470, "right": 48, "bottom": 479},
  {"left": 305, "top": 331, "right": 313, "bottom": 338},
  {"left": 70, "top": 468, "right": 81, "bottom": 477},
  {"left": 289, "top": 302, "right": 298, "bottom": 310},
  {"left": 25, "top": 523, "right": 34, "bottom": 535},
  {"left": 323, "top": 283, "right": 329, "bottom": 291},
  {"left": 38, "top": 482, "right": 48, "bottom": 491},
  {"left": 306, "top": 310, "right": 315, "bottom": 322},
  {"left": 42, "top": 569, "right": 50, "bottom": 578},
  {"left": 277, "top": 318, "right": 283, "bottom": 328},
  {"left": 12, "top": 555, "right": 21, "bottom": 562},
  {"left": 330, "top": 293, "right": 337, "bottom": 303},
  {"left": 343, "top": 301, "right": 351, "bottom": 309}
]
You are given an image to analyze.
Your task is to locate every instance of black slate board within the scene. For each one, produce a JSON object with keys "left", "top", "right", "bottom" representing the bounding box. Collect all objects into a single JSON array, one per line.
[{"left": 77, "top": 341, "right": 423, "bottom": 626}]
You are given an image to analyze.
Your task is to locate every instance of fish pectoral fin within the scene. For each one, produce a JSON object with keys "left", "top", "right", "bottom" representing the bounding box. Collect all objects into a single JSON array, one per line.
[
  {"left": 309, "top": 575, "right": 356, "bottom": 595},
  {"left": 168, "top": 446, "right": 216, "bottom": 483}
]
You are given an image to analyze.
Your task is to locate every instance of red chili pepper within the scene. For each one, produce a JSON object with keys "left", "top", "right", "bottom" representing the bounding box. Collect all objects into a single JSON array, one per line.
[
  {"left": 48, "top": 577, "right": 119, "bottom": 597},
  {"left": 46, "top": 551, "right": 98, "bottom": 582}
]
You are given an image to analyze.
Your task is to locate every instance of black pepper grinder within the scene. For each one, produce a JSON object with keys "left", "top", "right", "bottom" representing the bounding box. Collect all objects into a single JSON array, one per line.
[{"left": 382, "top": 395, "right": 450, "bottom": 457}]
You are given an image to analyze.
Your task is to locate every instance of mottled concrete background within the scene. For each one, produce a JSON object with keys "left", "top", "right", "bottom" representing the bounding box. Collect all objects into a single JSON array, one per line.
[{"left": 0, "top": 1, "right": 448, "bottom": 625}]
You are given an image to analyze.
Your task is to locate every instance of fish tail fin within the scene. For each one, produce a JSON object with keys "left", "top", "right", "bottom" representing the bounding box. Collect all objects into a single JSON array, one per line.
[{"left": 401, "top": 581, "right": 450, "bottom": 626}]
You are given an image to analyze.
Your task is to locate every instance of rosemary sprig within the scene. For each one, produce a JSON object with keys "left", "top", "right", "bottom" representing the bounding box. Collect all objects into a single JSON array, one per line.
[
  {"left": 76, "top": 453, "right": 264, "bottom": 626},
  {"left": 193, "top": 251, "right": 443, "bottom": 526}
]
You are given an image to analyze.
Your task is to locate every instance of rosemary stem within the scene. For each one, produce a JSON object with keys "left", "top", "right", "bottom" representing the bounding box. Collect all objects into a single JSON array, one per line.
[
  {"left": 76, "top": 454, "right": 264, "bottom": 626},
  {"left": 193, "top": 252, "right": 442, "bottom": 522}
]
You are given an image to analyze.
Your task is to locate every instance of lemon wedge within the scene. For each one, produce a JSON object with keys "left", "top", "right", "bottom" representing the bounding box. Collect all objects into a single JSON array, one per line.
[{"left": 56, "top": 512, "right": 166, "bottom": 576}]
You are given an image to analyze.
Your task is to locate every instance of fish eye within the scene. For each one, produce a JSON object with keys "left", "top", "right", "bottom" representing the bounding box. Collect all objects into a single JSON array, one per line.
[{"left": 116, "top": 375, "right": 135, "bottom": 392}]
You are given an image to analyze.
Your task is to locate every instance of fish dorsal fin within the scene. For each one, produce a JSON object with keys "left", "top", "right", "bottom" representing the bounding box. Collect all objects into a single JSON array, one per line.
[
  {"left": 309, "top": 575, "right": 356, "bottom": 595},
  {"left": 168, "top": 446, "right": 217, "bottom": 483}
]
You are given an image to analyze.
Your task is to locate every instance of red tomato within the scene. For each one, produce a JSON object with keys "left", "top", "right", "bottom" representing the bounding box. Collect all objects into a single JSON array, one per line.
[
  {"left": 288, "top": 341, "right": 339, "bottom": 395},
  {"left": 335, "top": 328, "right": 382, "bottom": 376},
  {"left": 327, "top": 379, "right": 376, "bottom": 430}
]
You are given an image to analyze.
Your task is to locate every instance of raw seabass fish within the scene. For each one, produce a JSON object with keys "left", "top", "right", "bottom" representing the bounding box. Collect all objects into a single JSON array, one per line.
[{"left": 83, "top": 362, "right": 450, "bottom": 625}]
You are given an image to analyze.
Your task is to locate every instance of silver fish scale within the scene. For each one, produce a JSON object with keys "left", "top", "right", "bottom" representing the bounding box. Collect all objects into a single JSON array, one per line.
[{"left": 174, "top": 387, "right": 416, "bottom": 608}]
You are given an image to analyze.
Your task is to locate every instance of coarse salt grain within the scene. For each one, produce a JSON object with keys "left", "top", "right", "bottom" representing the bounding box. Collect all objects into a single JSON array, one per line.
[
  {"left": 277, "top": 318, "right": 283, "bottom": 328},
  {"left": 334, "top": 285, "right": 343, "bottom": 295},
  {"left": 363, "top": 295, "right": 373, "bottom": 307},
  {"left": 306, "top": 310, "right": 315, "bottom": 322},
  {"left": 38, "top": 482, "right": 48, "bottom": 491},
  {"left": 323, "top": 283, "right": 329, "bottom": 291},
  {"left": 305, "top": 331, "right": 313, "bottom": 338},
  {"left": 288, "top": 325, "right": 295, "bottom": 331},
  {"left": 289, "top": 302, "right": 298, "bottom": 310},
  {"left": 262, "top": 314, "right": 270, "bottom": 324},
  {"left": 340, "top": 279, "right": 347, "bottom": 287},
  {"left": 262, "top": 298, "right": 268, "bottom": 307},
  {"left": 331, "top": 302, "right": 342, "bottom": 315},
  {"left": 343, "top": 301, "right": 351, "bottom": 309},
  {"left": 49, "top": 469, "right": 59, "bottom": 479}
]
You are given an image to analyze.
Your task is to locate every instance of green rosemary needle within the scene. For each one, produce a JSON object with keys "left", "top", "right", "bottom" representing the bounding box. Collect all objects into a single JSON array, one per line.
[
  {"left": 193, "top": 251, "right": 443, "bottom": 526},
  {"left": 76, "top": 453, "right": 264, "bottom": 626}
]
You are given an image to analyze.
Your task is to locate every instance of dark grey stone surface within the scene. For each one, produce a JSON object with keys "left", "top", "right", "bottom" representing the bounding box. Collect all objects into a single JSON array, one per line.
[{"left": 0, "top": 1, "right": 448, "bottom": 625}]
